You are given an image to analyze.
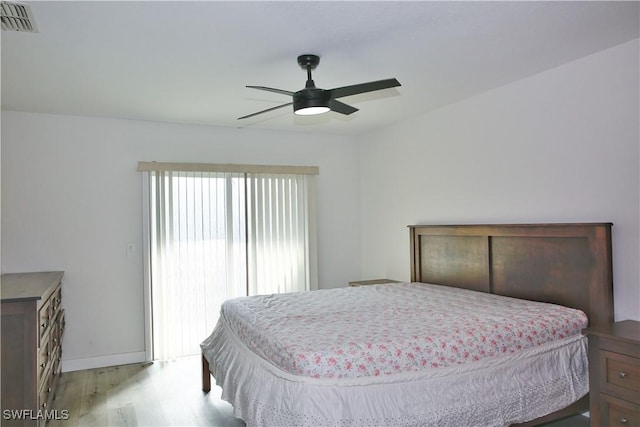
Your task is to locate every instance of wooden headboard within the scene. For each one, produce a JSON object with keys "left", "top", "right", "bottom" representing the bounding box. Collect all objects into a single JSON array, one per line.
[{"left": 409, "top": 223, "right": 614, "bottom": 326}]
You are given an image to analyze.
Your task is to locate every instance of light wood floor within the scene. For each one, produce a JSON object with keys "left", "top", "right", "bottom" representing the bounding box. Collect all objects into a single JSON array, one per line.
[
  {"left": 49, "top": 355, "right": 589, "bottom": 426},
  {"left": 49, "top": 356, "right": 244, "bottom": 427}
]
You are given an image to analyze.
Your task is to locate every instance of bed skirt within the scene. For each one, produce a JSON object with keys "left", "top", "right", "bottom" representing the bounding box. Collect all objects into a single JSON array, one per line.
[{"left": 201, "top": 317, "right": 589, "bottom": 427}]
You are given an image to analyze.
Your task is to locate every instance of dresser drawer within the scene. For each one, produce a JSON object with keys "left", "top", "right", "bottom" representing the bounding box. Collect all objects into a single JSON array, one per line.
[
  {"left": 38, "top": 297, "right": 52, "bottom": 343},
  {"left": 602, "top": 394, "right": 640, "bottom": 427},
  {"left": 37, "top": 335, "right": 52, "bottom": 383},
  {"left": 602, "top": 351, "right": 640, "bottom": 394},
  {"left": 50, "top": 286, "right": 62, "bottom": 313},
  {"left": 601, "top": 349, "right": 640, "bottom": 403},
  {"left": 38, "top": 374, "right": 53, "bottom": 411},
  {"left": 58, "top": 309, "right": 66, "bottom": 341}
]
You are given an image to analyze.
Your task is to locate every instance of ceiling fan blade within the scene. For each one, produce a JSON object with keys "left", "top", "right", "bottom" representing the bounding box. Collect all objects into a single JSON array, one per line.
[
  {"left": 329, "top": 78, "right": 401, "bottom": 99},
  {"left": 237, "top": 102, "right": 293, "bottom": 120},
  {"left": 329, "top": 99, "right": 359, "bottom": 115},
  {"left": 246, "top": 86, "right": 294, "bottom": 96}
]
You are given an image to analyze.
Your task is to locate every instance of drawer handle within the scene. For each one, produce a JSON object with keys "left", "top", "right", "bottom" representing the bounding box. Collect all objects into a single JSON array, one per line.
[
  {"left": 619, "top": 418, "right": 628, "bottom": 425},
  {"left": 41, "top": 322, "right": 47, "bottom": 328},
  {"left": 40, "top": 363, "right": 45, "bottom": 368},
  {"left": 618, "top": 371, "right": 628, "bottom": 379}
]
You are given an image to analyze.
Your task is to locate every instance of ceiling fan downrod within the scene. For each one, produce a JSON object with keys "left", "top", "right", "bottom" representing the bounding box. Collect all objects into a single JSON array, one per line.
[{"left": 298, "top": 54, "right": 320, "bottom": 89}]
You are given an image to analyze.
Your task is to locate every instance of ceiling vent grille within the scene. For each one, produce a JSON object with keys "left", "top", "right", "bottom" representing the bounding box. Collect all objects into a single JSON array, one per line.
[{"left": 1, "top": 1, "right": 38, "bottom": 32}]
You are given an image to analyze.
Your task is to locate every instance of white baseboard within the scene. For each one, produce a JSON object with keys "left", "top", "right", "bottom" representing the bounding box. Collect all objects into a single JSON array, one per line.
[{"left": 61, "top": 351, "right": 147, "bottom": 372}]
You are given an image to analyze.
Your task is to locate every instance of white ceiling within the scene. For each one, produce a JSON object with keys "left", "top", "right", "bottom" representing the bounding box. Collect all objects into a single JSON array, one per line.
[{"left": 2, "top": 1, "right": 638, "bottom": 136}]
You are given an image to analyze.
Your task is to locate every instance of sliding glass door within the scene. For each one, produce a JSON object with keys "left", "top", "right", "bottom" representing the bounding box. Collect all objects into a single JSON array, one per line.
[{"left": 143, "top": 166, "right": 317, "bottom": 360}]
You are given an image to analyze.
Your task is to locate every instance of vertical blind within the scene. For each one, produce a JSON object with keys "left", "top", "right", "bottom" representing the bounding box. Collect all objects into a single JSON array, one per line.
[
  {"left": 141, "top": 163, "right": 318, "bottom": 360},
  {"left": 247, "top": 173, "right": 312, "bottom": 295}
]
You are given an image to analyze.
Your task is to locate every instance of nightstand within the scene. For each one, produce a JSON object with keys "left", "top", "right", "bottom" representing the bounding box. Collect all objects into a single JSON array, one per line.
[
  {"left": 348, "top": 279, "right": 401, "bottom": 287},
  {"left": 584, "top": 320, "right": 640, "bottom": 427}
]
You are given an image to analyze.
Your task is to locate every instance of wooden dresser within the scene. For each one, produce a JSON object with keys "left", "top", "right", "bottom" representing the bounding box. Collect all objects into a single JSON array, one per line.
[
  {"left": 585, "top": 320, "right": 640, "bottom": 427},
  {"left": 1, "top": 271, "right": 65, "bottom": 426}
]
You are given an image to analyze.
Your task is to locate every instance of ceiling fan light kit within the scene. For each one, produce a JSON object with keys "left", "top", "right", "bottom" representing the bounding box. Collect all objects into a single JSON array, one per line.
[
  {"left": 294, "top": 106, "right": 330, "bottom": 116},
  {"left": 238, "top": 54, "right": 400, "bottom": 120}
]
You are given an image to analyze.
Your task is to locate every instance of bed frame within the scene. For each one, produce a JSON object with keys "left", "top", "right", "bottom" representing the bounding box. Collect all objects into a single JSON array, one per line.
[
  {"left": 409, "top": 222, "right": 614, "bottom": 425},
  {"left": 203, "top": 222, "right": 614, "bottom": 426}
]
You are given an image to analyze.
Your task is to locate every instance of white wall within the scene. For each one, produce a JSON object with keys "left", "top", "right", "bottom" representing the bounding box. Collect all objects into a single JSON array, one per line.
[
  {"left": 358, "top": 40, "right": 640, "bottom": 322},
  {"left": 1, "top": 114, "right": 362, "bottom": 369}
]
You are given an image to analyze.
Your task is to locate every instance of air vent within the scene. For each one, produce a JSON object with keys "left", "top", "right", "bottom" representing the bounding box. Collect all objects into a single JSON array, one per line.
[{"left": 1, "top": 1, "right": 38, "bottom": 32}]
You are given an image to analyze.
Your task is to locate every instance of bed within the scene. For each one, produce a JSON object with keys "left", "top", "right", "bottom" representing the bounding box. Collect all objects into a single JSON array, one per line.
[{"left": 201, "top": 223, "right": 614, "bottom": 426}]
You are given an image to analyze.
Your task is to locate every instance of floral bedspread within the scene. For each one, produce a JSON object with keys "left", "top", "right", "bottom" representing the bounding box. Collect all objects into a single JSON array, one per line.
[{"left": 220, "top": 282, "right": 587, "bottom": 379}]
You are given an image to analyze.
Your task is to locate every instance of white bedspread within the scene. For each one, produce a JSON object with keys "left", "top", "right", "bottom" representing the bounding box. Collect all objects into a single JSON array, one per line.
[{"left": 201, "top": 283, "right": 589, "bottom": 426}]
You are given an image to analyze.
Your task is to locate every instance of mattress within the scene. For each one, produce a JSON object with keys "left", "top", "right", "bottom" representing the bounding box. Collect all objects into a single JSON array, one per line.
[{"left": 201, "top": 282, "right": 589, "bottom": 426}]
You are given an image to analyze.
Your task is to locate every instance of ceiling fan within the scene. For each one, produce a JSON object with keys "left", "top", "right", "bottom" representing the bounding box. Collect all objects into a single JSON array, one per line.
[{"left": 238, "top": 54, "right": 401, "bottom": 120}]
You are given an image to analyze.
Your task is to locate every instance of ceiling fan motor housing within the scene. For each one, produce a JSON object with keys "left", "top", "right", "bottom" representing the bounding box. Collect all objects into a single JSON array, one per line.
[{"left": 293, "top": 88, "right": 330, "bottom": 113}]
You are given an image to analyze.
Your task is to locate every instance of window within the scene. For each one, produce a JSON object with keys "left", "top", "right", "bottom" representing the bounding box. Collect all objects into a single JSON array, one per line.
[{"left": 139, "top": 163, "right": 318, "bottom": 360}]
